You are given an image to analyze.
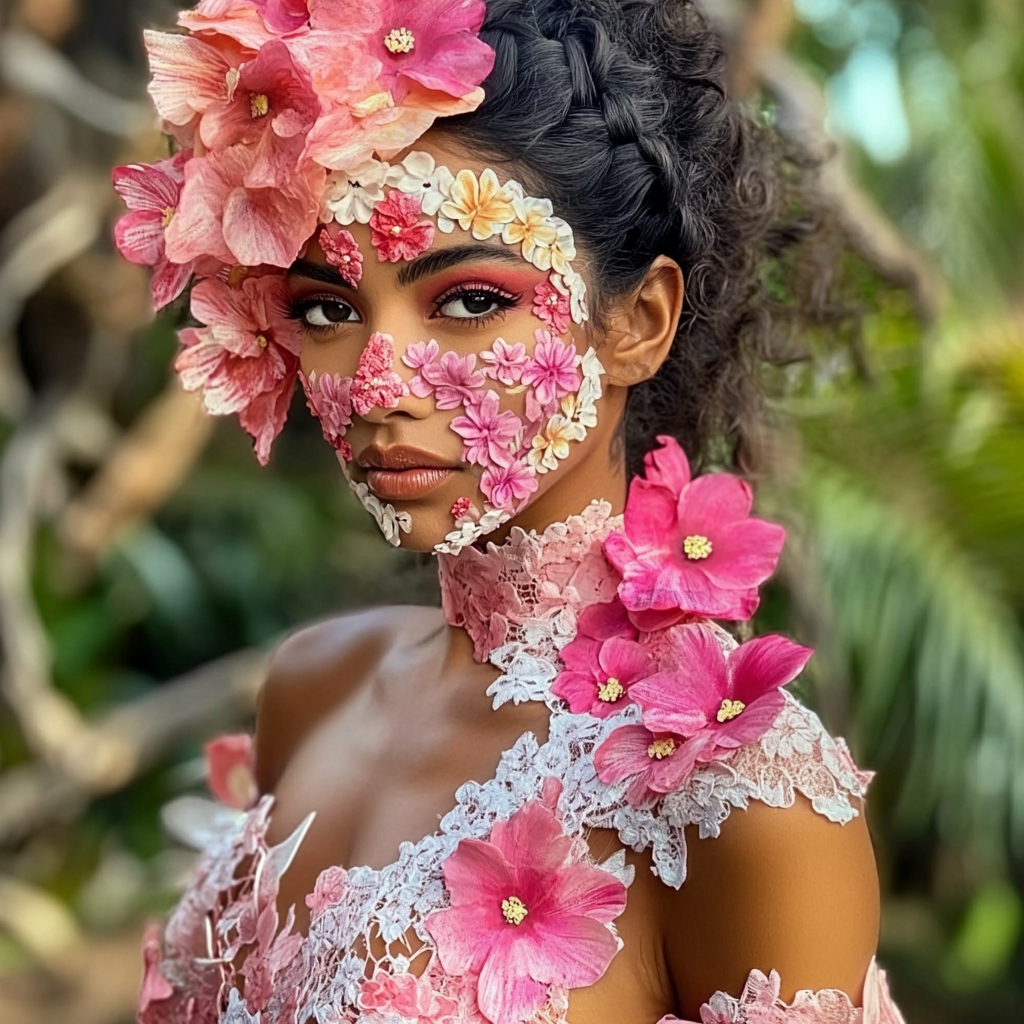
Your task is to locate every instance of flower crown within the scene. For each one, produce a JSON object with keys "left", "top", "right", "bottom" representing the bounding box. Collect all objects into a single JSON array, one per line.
[{"left": 112, "top": 0, "right": 497, "bottom": 460}]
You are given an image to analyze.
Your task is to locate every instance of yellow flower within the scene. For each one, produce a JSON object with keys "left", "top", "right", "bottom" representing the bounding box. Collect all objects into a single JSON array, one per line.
[
  {"left": 502, "top": 196, "right": 558, "bottom": 262},
  {"left": 527, "top": 414, "right": 576, "bottom": 473},
  {"left": 440, "top": 168, "right": 516, "bottom": 240}
]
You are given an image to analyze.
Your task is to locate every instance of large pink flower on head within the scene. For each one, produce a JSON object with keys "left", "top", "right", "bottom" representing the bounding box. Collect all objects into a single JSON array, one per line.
[
  {"left": 350, "top": 332, "right": 410, "bottom": 416},
  {"left": 521, "top": 330, "right": 581, "bottom": 410},
  {"left": 112, "top": 151, "right": 194, "bottom": 308},
  {"left": 451, "top": 390, "right": 521, "bottom": 468},
  {"left": 631, "top": 623, "right": 813, "bottom": 759},
  {"left": 369, "top": 190, "right": 435, "bottom": 262},
  {"left": 424, "top": 796, "right": 626, "bottom": 1024},
  {"left": 199, "top": 41, "right": 318, "bottom": 184},
  {"left": 175, "top": 272, "right": 301, "bottom": 463},
  {"left": 551, "top": 600, "right": 653, "bottom": 719},
  {"left": 374, "top": 0, "right": 494, "bottom": 100},
  {"left": 604, "top": 436, "right": 786, "bottom": 628}
]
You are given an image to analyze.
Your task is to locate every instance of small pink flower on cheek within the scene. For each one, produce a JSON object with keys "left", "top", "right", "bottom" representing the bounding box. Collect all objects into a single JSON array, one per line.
[
  {"left": 480, "top": 338, "right": 530, "bottom": 386},
  {"left": 481, "top": 459, "right": 538, "bottom": 511},
  {"left": 521, "top": 330, "right": 581, "bottom": 410},
  {"left": 318, "top": 224, "right": 363, "bottom": 287},
  {"left": 451, "top": 390, "right": 522, "bottom": 468},
  {"left": 350, "top": 332, "right": 411, "bottom": 416},
  {"left": 369, "top": 191, "right": 435, "bottom": 263},
  {"left": 533, "top": 276, "right": 571, "bottom": 334}
]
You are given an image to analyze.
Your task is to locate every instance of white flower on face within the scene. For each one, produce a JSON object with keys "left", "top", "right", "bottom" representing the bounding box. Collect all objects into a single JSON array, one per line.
[
  {"left": 527, "top": 414, "right": 577, "bottom": 473},
  {"left": 577, "top": 347, "right": 605, "bottom": 412},
  {"left": 559, "top": 394, "right": 594, "bottom": 440},
  {"left": 322, "top": 158, "right": 390, "bottom": 225},
  {"left": 387, "top": 151, "right": 455, "bottom": 217},
  {"left": 530, "top": 217, "right": 577, "bottom": 276},
  {"left": 432, "top": 507, "right": 510, "bottom": 556},
  {"left": 347, "top": 478, "right": 411, "bottom": 547}
]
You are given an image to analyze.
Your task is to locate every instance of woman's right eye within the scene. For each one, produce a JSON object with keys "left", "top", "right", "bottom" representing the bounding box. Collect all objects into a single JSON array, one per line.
[{"left": 299, "top": 299, "right": 361, "bottom": 327}]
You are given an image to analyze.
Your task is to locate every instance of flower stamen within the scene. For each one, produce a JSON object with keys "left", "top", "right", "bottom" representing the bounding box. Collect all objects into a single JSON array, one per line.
[
  {"left": 250, "top": 93, "right": 270, "bottom": 118},
  {"left": 501, "top": 896, "right": 529, "bottom": 925},
  {"left": 255, "top": 334, "right": 268, "bottom": 349},
  {"left": 597, "top": 677, "right": 624, "bottom": 703},
  {"left": 683, "top": 534, "right": 713, "bottom": 560},
  {"left": 716, "top": 698, "right": 746, "bottom": 723},
  {"left": 384, "top": 27, "right": 415, "bottom": 53},
  {"left": 161, "top": 206, "right": 175, "bottom": 228},
  {"left": 647, "top": 738, "right": 676, "bottom": 760}
]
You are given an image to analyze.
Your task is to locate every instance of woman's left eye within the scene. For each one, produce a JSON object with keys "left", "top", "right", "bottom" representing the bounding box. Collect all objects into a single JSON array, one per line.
[{"left": 433, "top": 285, "right": 519, "bottom": 321}]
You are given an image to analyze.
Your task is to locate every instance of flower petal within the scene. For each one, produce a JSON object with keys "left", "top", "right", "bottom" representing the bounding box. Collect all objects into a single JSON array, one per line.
[
  {"left": 727, "top": 634, "right": 813, "bottom": 705},
  {"left": 490, "top": 800, "right": 573, "bottom": 880},
  {"left": 476, "top": 936, "right": 548, "bottom": 1024},
  {"left": 527, "top": 913, "right": 621, "bottom": 988},
  {"left": 677, "top": 472, "right": 753, "bottom": 533},
  {"left": 543, "top": 864, "right": 626, "bottom": 925}
]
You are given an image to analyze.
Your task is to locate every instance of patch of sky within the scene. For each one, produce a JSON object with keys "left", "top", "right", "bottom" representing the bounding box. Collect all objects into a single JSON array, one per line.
[{"left": 826, "top": 41, "right": 911, "bottom": 163}]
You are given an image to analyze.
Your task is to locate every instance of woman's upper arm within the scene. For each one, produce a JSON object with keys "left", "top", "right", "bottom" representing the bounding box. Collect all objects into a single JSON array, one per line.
[{"left": 662, "top": 796, "right": 880, "bottom": 1020}]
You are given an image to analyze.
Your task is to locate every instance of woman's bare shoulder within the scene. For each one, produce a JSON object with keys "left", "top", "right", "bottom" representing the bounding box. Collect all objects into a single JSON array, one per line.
[{"left": 255, "top": 604, "right": 444, "bottom": 791}]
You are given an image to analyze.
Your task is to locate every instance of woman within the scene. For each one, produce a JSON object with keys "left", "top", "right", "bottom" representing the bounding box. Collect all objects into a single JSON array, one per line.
[{"left": 118, "top": 1, "right": 906, "bottom": 1022}]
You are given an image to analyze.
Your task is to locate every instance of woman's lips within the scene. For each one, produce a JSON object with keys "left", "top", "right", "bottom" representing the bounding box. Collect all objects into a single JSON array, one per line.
[{"left": 365, "top": 466, "right": 457, "bottom": 500}]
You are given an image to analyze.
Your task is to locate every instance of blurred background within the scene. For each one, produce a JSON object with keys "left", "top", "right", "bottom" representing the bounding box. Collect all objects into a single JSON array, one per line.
[{"left": 0, "top": 0, "right": 1022, "bottom": 1020}]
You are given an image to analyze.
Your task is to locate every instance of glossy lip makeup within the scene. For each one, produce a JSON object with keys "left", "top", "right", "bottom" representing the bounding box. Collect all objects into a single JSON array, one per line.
[{"left": 359, "top": 444, "right": 461, "bottom": 501}]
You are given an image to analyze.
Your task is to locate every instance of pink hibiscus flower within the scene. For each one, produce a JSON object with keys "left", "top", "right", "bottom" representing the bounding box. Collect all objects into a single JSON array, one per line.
[
  {"left": 112, "top": 152, "right": 195, "bottom": 309},
  {"left": 604, "top": 436, "right": 786, "bottom": 629},
  {"left": 369, "top": 190, "right": 436, "bottom": 262},
  {"left": 481, "top": 458, "right": 539, "bottom": 511},
  {"left": 318, "top": 224, "right": 363, "bottom": 286},
  {"left": 417, "top": 351, "right": 486, "bottom": 410},
  {"left": 480, "top": 338, "right": 530, "bottom": 386},
  {"left": 199, "top": 41, "right": 318, "bottom": 184},
  {"left": 631, "top": 623, "right": 812, "bottom": 760},
  {"left": 175, "top": 273, "right": 301, "bottom": 463},
  {"left": 205, "top": 733, "right": 257, "bottom": 809},
  {"left": 350, "top": 332, "right": 410, "bottom": 416},
  {"left": 592, "top": 724, "right": 691, "bottom": 807},
  {"left": 521, "top": 330, "right": 581, "bottom": 409},
  {"left": 424, "top": 796, "right": 626, "bottom": 1024},
  {"left": 165, "top": 144, "right": 323, "bottom": 268},
  {"left": 451, "top": 391, "right": 521, "bottom": 468},
  {"left": 374, "top": 0, "right": 494, "bottom": 100},
  {"left": 360, "top": 970, "right": 458, "bottom": 1024},
  {"left": 533, "top": 276, "right": 571, "bottom": 334},
  {"left": 551, "top": 601, "right": 653, "bottom": 719}
]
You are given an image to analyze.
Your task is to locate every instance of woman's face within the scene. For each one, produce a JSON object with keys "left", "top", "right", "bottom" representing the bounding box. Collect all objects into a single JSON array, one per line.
[{"left": 287, "top": 137, "right": 618, "bottom": 554}]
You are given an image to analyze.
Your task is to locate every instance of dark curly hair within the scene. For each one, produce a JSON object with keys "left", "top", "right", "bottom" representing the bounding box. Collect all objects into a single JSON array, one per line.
[{"left": 438, "top": 0, "right": 817, "bottom": 477}]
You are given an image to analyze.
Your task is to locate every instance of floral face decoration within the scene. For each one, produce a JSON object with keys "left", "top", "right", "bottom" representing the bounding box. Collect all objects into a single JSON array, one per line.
[
  {"left": 112, "top": 0, "right": 606, "bottom": 555},
  {"left": 294, "top": 149, "right": 602, "bottom": 553}
]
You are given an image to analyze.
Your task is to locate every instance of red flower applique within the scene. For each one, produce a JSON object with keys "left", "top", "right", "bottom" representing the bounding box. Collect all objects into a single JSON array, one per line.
[
  {"left": 318, "top": 223, "right": 363, "bottom": 287},
  {"left": 369, "top": 190, "right": 435, "bottom": 263}
]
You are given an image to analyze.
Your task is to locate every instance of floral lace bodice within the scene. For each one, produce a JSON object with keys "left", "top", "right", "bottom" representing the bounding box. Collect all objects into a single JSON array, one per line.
[{"left": 141, "top": 489, "right": 905, "bottom": 1024}]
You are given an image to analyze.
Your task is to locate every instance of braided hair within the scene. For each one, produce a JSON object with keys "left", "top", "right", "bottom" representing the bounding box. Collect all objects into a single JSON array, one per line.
[{"left": 439, "top": 0, "right": 810, "bottom": 477}]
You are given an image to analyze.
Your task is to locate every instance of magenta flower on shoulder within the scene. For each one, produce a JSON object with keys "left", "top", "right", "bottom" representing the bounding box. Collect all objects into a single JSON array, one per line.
[
  {"left": 112, "top": 152, "right": 194, "bottom": 309},
  {"left": 369, "top": 190, "right": 435, "bottom": 262},
  {"left": 424, "top": 796, "right": 626, "bottom": 1024},
  {"left": 604, "top": 436, "right": 786, "bottom": 628},
  {"left": 175, "top": 272, "right": 302, "bottom": 463},
  {"left": 631, "top": 623, "right": 813, "bottom": 759},
  {"left": 318, "top": 224, "right": 363, "bottom": 286},
  {"left": 593, "top": 724, "right": 691, "bottom": 807},
  {"left": 205, "top": 733, "right": 257, "bottom": 809},
  {"left": 350, "top": 332, "right": 410, "bottom": 416},
  {"left": 360, "top": 969, "right": 458, "bottom": 1024},
  {"left": 533, "top": 276, "right": 571, "bottom": 334},
  {"left": 451, "top": 390, "right": 521, "bottom": 468},
  {"left": 551, "top": 600, "right": 654, "bottom": 718}
]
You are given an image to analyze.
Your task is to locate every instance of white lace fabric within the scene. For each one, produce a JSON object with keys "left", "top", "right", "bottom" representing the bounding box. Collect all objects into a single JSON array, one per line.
[{"left": 143, "top": 501, "right": 890, "bottom": 1024}]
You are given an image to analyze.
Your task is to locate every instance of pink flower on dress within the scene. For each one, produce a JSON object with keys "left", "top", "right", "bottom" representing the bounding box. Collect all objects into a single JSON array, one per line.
[
  {"left": 631, "top": 623, "right": 812, "bottom": 766},
  {"left": 480, "top": 338, "right": 530, "bottom": 386},
  {"left": 112, "top": 152, "right": 194, "bottom": 309},
  {"left": 451, "top": 391, "right": 521, "bottom": 468},
  {"left": 360, "top": 970, "right": 459, "bottom": 1024},
  {"left": 176, "top": 273, "right": 302, "bottom": 464},
  {"left": 205, "top": 733, "right": 257, "bottom": 809},
  {"left": 418, "top": 351, "right": 486, "bottom": 410},
  {"left": 481, "top": 459, "right": 539, "bottom": 511},
  {"left": 165, "top": 144, "right": 323, "bottom": 268},
  {"left": 592, "top": 724, "right": 692, "bottom": 807},
  {"left": 318, "top": 224, "right": 363, "bottom": 286},
  {"left": 604, "top": 436, "right": 786, "bottom": 629},
  {"left": 424, "top": 796, "right": 626, "bottom": 1024},
  {"left": 532, "top": 276, "right": 571, "bottom": 334},
  {"left": 369, "top": 190, "right": 436, "bottom": 262},
  {"left": 374, "top": 0, "right": 494, "bottom": 101},
  {"left": 521, "top": 331, "right": 581, "bottom": 409},
  {"left": 350, "top": 332, "right": 411, "bottom": 416},
  {"left": 199, "top": 41, "right": 318, "bottom": 184},
  {"left": 551, "top": 601, "right": 653, "bottom": 719},
  {"left": 305, "top": 865, "right": 348, "bottom": 919}
]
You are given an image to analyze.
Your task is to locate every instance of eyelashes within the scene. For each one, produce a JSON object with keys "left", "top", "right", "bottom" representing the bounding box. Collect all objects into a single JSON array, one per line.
[{"left": 288, "top": 280, "right": 525, "bottom": 337}]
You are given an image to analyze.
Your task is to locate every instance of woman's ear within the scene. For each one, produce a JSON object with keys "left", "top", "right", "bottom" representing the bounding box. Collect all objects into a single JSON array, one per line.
[{"left": 597, "top": 256, "right": 684, "bottom": 387}]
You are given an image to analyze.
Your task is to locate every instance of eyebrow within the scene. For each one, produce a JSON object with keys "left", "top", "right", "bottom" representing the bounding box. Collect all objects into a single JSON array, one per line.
[
  {"left": 288, "top": 259, "right": 352, "bottom": 288},
  {"left": 396, "top": 244, "right": 525, "bottom": 287}
]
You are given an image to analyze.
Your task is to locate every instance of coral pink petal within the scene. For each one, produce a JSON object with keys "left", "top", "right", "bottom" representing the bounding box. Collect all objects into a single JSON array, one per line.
[
  {"left": 477, "top": 936, "right": 549, "bottom": 1024},
  {"left": 676, "top": 472, "right": 753, "bottom": 532},
  {"left": 424, "top": 903, "right": 496, "bottom": 976},
  {"left": 151, "top": 259, "right": 194, "bottom": 309},
  {"left": 115, "top": 211, "right": 166, "bottom": 266},
  {"left": 543, "top": 864, "right": 626, "bottom": 925},
  {"left": 593, "top": 725, "right": 657, "bottom": 785},
  {"left": 489, "top": 799, "right": 573, "bottom": 877},
  {"left": 728, "top": 634, "right": 813, "bottom": 705},
  {"left": 222, "top": 186, "right": 316, "bottom": 267},
  {"left": 700, "top": 518, "right": 786, "bottom": 590},
  {"left": 238, "top": 363, "right": 295, "bottom": 465},
  {"left": 143, "top": 30, "right": 233, "bottom": 125},
  {"left": 620, "top": 478, "right": 679, "bottom": 552},
  {"left": 528, "top": 912, "right": 622, "bottom": 987},
  {"left": 113, "top": 163, "right": 181, "bottom": 211}
]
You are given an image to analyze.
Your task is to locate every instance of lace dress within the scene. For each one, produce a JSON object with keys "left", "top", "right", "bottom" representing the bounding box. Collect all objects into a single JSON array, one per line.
[{"left": 139, "top": 502, "right": 906, "bottom": 1024}]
